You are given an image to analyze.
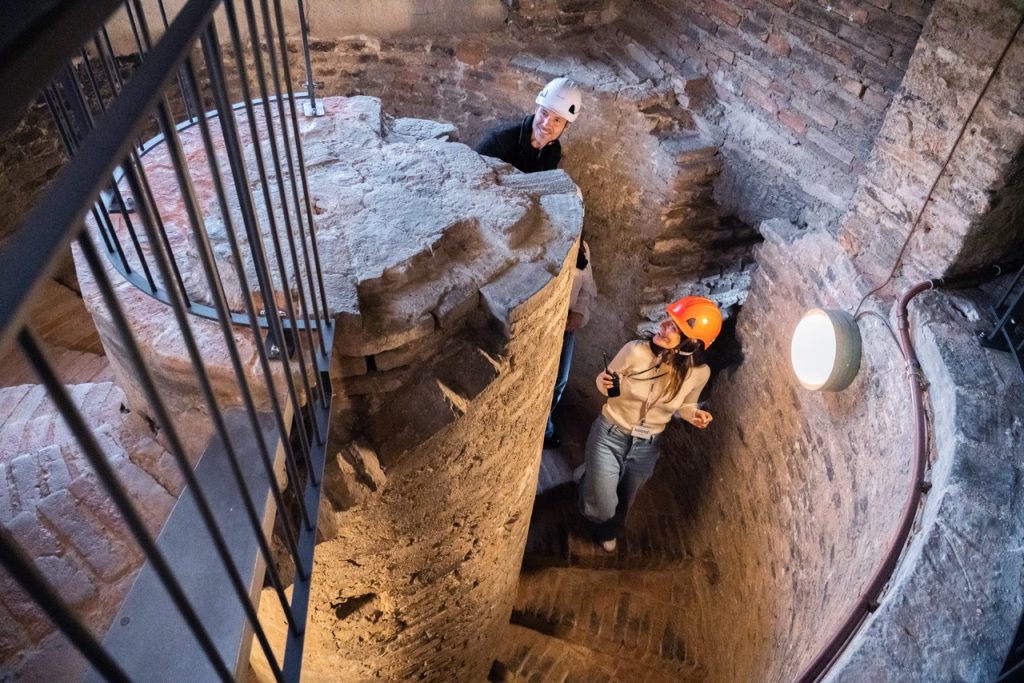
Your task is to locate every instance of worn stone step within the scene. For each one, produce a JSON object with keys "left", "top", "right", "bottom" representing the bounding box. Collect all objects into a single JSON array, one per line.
[
  {"left": 619, "top": 34, "right": 667, "bottom": 81},
  {"left": 524, "top": 480, "right": 691, "bottom": 571},
  {"left": 658, "top": 209, "right": 721, "bottom": 240},
  {"left": 494, "top": 622, "right": 702, "bottom": 683},
  {"left": 673, "top": 157, "right": 723, "bottom": 187},
  {"left": 0, "top": 279, "right": 108, "bottom": 389},
  {"left": 661, "top": 134, "right": 721, "bottom": 166},
  {"left": 0, "top": 384, "right": 51, "bottom": 427},
  {"left": 27, "top": 280, "right": 104, "bottom": 355},
  {"left": 512, "top": 567, "right": 705, "bottom": 681},
  {"left": 596, "top": 45, "right": 644, "bottom": 85},
  {"left": 1, "top": 379, "right": 178, "bottom": 681},
  {"left": 618, "top": 12, "right": 693, "bottom": 77}
]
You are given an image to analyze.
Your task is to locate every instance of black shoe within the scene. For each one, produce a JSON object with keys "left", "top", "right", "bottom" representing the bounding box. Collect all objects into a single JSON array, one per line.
[{"left": 543, "top": 434, "right": 561, "bottom": 449}]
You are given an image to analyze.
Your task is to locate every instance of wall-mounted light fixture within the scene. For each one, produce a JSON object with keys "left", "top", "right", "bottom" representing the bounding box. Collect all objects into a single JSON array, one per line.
[{"left": 790, "top": 308, "right": 862, "bottom": 391}]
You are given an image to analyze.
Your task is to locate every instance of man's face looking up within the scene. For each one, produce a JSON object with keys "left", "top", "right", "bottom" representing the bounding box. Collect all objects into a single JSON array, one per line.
[{"left": 531, "top": 106, "right": 567, "bottom": 148}]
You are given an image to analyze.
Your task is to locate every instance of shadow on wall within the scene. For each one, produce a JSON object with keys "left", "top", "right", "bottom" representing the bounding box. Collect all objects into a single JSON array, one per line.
[
  {"left": 955, "top": 144, "right": 1024, "bottom": 273},
  {"left": 666, "top": 310, "right": 745, "bottom": 527},
  {"left": 702, "top": 308, "right": 745, "bottom": 398}
]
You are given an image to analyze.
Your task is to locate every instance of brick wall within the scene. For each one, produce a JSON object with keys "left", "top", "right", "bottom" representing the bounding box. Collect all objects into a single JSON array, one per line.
[
  {"left": 838, "top": 0, "right": 1024, "bottom": 283},
  {"left": 0, "top": 103, "right": 63, "bottom": 244},
  {"left": 654, "top": 215, "right": 1024, "bottom": 681},
  {"left": 654, "top": 219, "right": 912, "bottom": 682},
  {"left": 626, "top": 0, "right": 931, "bottom": 229},
  {"left": 511, "top": 0, "right": 628, "bottom": 31}
]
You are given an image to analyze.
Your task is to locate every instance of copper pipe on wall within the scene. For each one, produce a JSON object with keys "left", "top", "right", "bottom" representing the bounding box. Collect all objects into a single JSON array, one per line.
[{"left": 796, "top": 264, "right": 1007, "bottom": 682}]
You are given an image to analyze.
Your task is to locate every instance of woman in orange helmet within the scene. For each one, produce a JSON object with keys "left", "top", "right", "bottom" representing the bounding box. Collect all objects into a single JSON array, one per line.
[{"left": 577, "top": 296, "right": 722, "bottom": 552}]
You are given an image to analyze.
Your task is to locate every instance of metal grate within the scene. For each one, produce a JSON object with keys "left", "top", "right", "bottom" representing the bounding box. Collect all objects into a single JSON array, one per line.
[
  {"left": 980, "top": 262, "right": 1024, "bottom": 378},
  {"left": 0, "top": 0, "right": 333, "bottom": 679}
]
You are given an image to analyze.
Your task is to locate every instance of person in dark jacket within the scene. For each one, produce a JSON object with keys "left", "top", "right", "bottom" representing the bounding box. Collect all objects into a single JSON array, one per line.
[
  {"left": 476, "top": 76, "right": 589, "bottom": 450},
  {"left": 474, "top": 77, "right": 582, "bottom": 174}
]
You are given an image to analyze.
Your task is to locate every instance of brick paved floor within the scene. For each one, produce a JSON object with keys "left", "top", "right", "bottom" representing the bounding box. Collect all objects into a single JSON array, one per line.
[{"left": 495, "top": 442, "right": 709, "bottom": 682}]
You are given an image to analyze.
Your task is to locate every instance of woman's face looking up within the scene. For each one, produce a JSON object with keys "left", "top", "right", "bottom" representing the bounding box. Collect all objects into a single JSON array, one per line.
[{"left": 653, "top": 318, "right": 682, "bottom": 350}]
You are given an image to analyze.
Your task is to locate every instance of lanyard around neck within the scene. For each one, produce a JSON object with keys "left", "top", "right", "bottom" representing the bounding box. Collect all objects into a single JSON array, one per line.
[{"left": 639, "top": 381, "right": 662, "bottom": 426}]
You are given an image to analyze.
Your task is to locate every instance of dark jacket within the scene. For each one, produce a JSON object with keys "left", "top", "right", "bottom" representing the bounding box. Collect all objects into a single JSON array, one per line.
[{"left": 474, "top": 115, "right": 561, "bottom": 173}]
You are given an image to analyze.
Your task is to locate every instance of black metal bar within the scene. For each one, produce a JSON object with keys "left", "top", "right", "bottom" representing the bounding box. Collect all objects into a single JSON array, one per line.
[
  {"left": 45, "top": 80, "right": 124, "bottom": 273},
  {"left": 271, "top": 0, "right": 331, "bottom": 334},
  {"left": 241, "top": 0, "right": 326, "bottom": 418},
  {"left": 0, "top": 0, "right": 222, "bottom": 352},
  {"left": 42, "top": 85, "right": 78, "bottom": 155},
  {"left": 65, "top": 50, "right": 134, "bottom": 273},
  {"left": 156, "top": 0, "right": 196, "bottom": 122},
  {"left": 94, "top": 32, "right": 121, "bottom": 94},
  {"left": 88, "top": 204, "right": 117, "bottom": 258},
  {"left": 95, "top": 28, "right": 146, "bottom": 152},
  {"left": 49, "top": 75, "right": 84, "bottom": 150},
  {"left": 93, "top": 198, "right": 133, "bottom": 274},
  {"left": 18, "top": 325, "right": 233, "bottom": 681},
  {"left": 0, "top": 0, "right": 124, "bottom": 133},
  {"left": 122, "top": 0, "right": 148, "bottom": 56},
  {"left": 983, "top": 264, "right": 1024, "bottom": 352},
  {"left": 993, "top": 263, "right": 1024, "bottom": 311},
  {"left": 110, "top": 171, "right": 159, "bottom": 292},
  {"left": 213, "top": 7, "right": 318, "bottom": 489},
  {"left": 0, "top": 524, "right": 131, "bottom": 683},
  {"left": 120, "top": 139, "right": 287, "bottom": 682},
  {"left": 80, "top": 46, "right": 108, "bottom": 114},
  {"left": 200, "top": 24, "right": 318, "bottom": 541},
  {"left": 258, "top": 0, "right": 328, "bottom": 365},
  {"left": 130, "top": 150, "right": 191, "bottom": 305},
  {"left": 55, "top": 62, "right": 159, "bottom": 294},
  {"left": 280, "top": 372, "right": 331, "bottom": 678},
  {"left": 128, "top": 0, "right": 155, "bottom": 51},
  {"left": 154, "top": 86, "right": 307, "bottom": 583},
  {"left": 294, "top": 0, "right": 316, "bottom": 110},
  {"left": 182, "top": 54, "right": 314, "bottom": 540},
  {"left": 59, "top": 62, "right": 95, "bottom": 138}
]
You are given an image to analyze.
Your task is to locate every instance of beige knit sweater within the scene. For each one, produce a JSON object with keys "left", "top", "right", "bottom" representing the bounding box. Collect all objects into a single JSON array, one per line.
[{"left": 598, "top": 340, "right": 710, "bottom": 434}]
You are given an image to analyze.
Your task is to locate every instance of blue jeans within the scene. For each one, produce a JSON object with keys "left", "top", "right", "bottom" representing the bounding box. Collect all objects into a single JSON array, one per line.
[
  {"left": 545, "top": 330, "right": 575, "bottom": 439},
  {"left": 578, "top": 414, "right": 662, "bottom": 542}
]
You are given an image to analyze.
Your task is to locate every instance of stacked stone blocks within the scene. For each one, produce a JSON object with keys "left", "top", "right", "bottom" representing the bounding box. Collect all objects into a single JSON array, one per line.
[{"left": 619, "top": 0, "right": 930, "bottom": 228}]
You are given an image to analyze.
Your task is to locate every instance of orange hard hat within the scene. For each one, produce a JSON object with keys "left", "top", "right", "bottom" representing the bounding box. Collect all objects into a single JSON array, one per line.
[{"left": 666, "top": 296, "right": 722, "bottom": 348}]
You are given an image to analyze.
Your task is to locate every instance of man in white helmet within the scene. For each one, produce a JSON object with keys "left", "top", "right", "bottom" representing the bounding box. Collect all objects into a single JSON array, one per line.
[
  {"left": 474, "top": 77, "right": 582, "bottom": 173},
  {"left": 476, "top": 77, "right": 593, "bottom": 450}
]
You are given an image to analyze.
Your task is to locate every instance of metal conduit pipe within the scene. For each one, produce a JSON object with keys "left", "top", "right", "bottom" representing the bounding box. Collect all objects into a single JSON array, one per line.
[{"left": 796, "top": 264, "right": 1008, "bottom": 682}]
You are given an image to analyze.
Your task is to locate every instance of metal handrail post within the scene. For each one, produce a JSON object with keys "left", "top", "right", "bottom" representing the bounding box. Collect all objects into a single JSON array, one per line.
[{"left": 294, "top": 0, "right": 322, "bottom": 117}]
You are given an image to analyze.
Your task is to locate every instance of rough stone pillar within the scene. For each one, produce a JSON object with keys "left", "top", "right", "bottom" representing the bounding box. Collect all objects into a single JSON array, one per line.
[
  {"left": 297, "top": 253, "right": 577, "bottom": 680},
  {"left": 242, "top": 97, "right": 585, "bottom": 679},
  {"left": 72, "top": 92, "right": 582, "bottom": 679}
]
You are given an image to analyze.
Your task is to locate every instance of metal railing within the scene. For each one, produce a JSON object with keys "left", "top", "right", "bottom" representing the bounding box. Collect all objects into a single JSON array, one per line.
[
  {"left": 981, "top": 262, "right": 1024, "bottom": 378},
  {"left": 0, "top": 0, "right": 333, "bottom": 680}
]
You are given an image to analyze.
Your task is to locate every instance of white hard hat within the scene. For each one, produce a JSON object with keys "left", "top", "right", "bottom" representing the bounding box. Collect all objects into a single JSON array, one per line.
[{"left": 536, "top": 77, "right": 582, "bottom": 123}]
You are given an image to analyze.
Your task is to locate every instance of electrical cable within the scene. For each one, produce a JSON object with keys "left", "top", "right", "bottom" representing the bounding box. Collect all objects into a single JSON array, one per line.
[{"left": 853, "top": 14, "right": 1024, "bottom": 319}]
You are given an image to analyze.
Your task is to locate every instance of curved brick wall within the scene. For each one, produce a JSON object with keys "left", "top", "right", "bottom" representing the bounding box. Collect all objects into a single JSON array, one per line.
[{"left": 3, "top": 3, "right": 1023, "bottom": 680}]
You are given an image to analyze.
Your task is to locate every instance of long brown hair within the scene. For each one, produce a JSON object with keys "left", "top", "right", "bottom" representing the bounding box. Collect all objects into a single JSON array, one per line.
[{"left": 642, "top": 334, "right": 705, "bottom": 401}]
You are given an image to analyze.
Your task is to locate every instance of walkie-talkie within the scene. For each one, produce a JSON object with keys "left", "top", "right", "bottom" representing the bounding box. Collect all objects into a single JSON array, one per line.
[{"left": 603, "top": 352, "right": 621, "bottom": 398}]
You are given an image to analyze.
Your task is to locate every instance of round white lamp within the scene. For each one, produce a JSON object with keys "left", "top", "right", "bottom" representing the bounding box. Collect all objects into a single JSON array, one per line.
[{"left": 790, "top": 308, "right": 862, "bottom": 391}]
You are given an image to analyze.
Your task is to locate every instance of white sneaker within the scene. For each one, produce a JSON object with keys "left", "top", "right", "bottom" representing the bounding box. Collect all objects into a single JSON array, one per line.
[{"left": 600, "top": 538, "right": 617, "bottom": 553}]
